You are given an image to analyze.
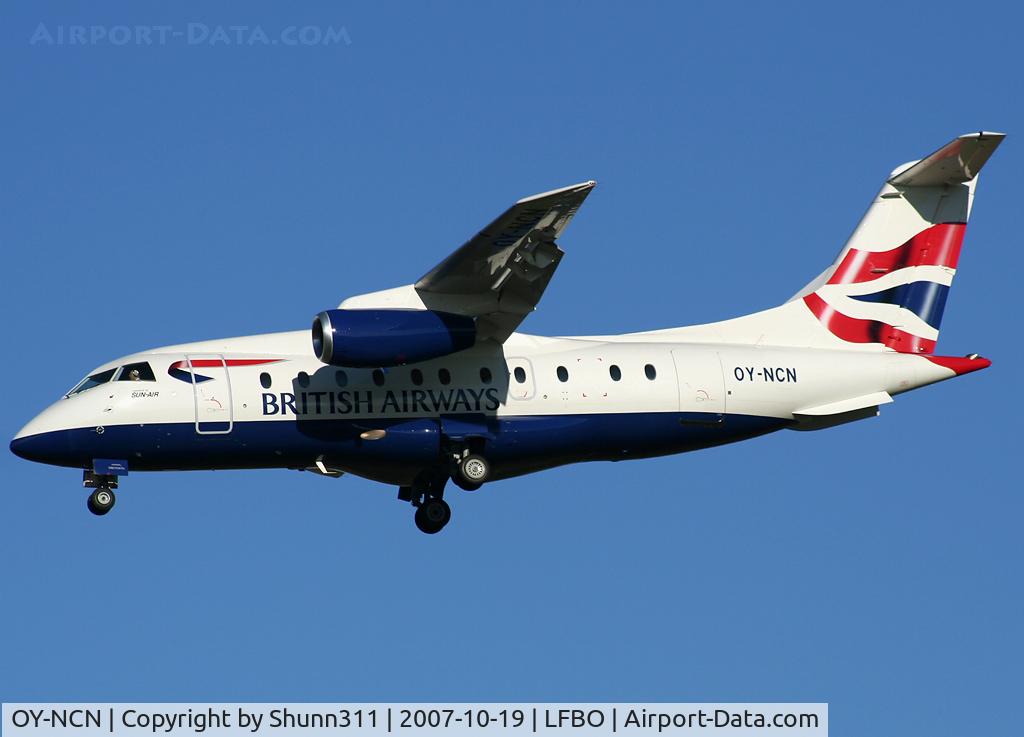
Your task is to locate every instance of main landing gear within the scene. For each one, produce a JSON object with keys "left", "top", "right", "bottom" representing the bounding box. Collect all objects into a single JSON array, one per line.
[
  {"left": 399, "top": 472, "right": 452, "bottom": 535},
  {"left": 397, "top": 444, "right": 493, "bottom": 536},
  {"left": 414, "top": 497, "right": 451, "bottom": 534},
  {"left": 398, "top": 448, "right": 493, "bottom": 534},
  {"left": 84, "top": 469, "right": 117, "bottom": 516},
  {"left": 452, "top": 453, "right": 490, "bottom": 492}
]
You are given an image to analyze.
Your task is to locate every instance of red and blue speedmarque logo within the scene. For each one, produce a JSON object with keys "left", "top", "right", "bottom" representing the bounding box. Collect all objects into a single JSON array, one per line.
[{"left": 168, "top": 358, "right": 282, "bottom": 383}]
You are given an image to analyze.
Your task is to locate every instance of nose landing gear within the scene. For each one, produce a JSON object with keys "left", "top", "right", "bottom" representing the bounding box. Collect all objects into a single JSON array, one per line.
[
  {"left": 84, "top": 469, "right": 118, "bottom": 516},
  {"left": 87, "top": 487, "right": 116, "bottom": 515}
]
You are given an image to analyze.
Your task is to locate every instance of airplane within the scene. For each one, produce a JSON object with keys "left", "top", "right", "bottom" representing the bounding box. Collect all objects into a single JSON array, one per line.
[{"left": 10, "top": 131, "right": 1003, "bottom": 533}]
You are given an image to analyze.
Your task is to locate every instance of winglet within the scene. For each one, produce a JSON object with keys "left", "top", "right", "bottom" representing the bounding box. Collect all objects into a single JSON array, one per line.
[{"left": 889, "top": 131, "right": 1005, "bottom": 187}]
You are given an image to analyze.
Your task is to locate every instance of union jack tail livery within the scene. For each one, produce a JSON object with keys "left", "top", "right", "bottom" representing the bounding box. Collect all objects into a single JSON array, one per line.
[
  {"left": 798, "top": 132, "right": 1004, "bottom": 354},
  {"left": 654, "top": 132, "right": 1004, "bottom": 354}
]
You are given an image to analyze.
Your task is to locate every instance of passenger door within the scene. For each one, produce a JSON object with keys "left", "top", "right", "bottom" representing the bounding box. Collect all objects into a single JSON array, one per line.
[{"left": 186, "top": 354, "right": 233, "bottom": 434}]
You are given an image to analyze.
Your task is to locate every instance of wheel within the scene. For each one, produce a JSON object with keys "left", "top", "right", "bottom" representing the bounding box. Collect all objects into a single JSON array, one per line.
[
  {"left": 451, "top": 475, "right": 482, "bottom": 492},
  {"left": 414, "top": 498, "right": 451, "bottom": 534},
  {"left": 459, "top": 454, "right": 490, "bottom": 485},
  {"left": 87, "top": 488, "right": 115, "bottom": 516}
]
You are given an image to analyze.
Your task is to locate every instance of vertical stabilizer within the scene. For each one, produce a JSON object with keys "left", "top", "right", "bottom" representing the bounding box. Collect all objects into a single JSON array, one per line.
[{"left": 792, "top": 132, "right": 1003, "bottom": 353}]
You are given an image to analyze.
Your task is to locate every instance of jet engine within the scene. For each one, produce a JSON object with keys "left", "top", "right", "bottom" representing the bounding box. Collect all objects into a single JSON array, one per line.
[{"left": 311, "top": 309, "right": 476, "bottom": 368}]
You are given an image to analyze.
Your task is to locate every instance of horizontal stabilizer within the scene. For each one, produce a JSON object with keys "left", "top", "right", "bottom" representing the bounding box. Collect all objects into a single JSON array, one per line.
[{"left": 889, "top": 132, "right": 1005, "bottom": 187}]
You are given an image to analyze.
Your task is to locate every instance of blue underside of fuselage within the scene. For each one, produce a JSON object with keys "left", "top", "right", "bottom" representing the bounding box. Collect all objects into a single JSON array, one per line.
[{"left": 10, "top": 412, "right": 789, "bottom": 485}]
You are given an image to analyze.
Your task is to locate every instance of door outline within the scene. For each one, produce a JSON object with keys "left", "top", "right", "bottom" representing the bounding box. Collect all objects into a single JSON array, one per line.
[
  {"left": 186, "top": 354, "right": 234, "bottom": 434},
  {"left": 671, "top": 349, "right": 726, "bottom": 421}
]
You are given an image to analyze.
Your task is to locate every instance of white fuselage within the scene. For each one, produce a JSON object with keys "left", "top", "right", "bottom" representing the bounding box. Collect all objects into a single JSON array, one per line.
[{"left": 11, "top": 327, "right": 961, "bottom": 487}]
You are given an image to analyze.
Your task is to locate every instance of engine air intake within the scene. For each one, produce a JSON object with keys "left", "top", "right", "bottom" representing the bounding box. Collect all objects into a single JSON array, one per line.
[{"left": 312, "top": 309, "right": 476, "bottom": 368}]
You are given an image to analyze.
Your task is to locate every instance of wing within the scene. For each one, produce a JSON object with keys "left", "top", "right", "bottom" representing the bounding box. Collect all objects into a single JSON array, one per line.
[{"left": 340, "top": 180, "right": 596, "bottom": 342}]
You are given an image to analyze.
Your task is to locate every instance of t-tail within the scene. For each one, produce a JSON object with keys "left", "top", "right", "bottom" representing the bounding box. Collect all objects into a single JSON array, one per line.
[
  {"left": 794, "top": 131, "right": 1004, "bottom": 354},
  {"left": 658, "top": 131, "right": 1005, "bottom": 359}
]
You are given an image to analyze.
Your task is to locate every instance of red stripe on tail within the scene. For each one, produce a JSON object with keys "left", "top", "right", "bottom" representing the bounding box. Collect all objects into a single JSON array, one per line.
[
  {"left": 828, "top": 222, "right": 965, "bottom": 285},
  {"left": 803, "top": 293, "right": 936, "bottom": 353}
]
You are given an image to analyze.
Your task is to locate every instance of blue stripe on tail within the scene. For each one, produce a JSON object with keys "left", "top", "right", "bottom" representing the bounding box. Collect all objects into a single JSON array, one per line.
[{"left": 850, "top": 281, "right": 950, "bottom": 329}]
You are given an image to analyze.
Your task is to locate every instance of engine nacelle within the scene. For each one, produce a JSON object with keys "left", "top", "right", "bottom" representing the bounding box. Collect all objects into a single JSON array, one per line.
[{"left": 312, "top": 309, "right": 476, "bottom": 368}]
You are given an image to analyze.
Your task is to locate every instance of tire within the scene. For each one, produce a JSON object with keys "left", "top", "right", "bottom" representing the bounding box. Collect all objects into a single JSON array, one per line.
[
  {"left": 459, "top": 454, "right": 490, "bottom": 485},
  {"left": 414, "top": 498, "right": 451, "bottom": 534},
  {"left": 87, "top": 488, "right": 115, "bottom": 516}
]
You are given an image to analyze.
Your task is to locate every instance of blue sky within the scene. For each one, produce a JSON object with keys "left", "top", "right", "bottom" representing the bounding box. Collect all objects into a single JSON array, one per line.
[{"left": 1, "top": 2, "right": 1021, "bottom": 735}]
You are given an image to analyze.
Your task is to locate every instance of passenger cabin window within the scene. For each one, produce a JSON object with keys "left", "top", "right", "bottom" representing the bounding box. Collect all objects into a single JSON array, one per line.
[
  {"left": 335, "top": 370, "right": 348, "bottom": 387},
  {"left": 117, "top": 362, "right": 155, "bottom": 382},
  {"left": 67, "top": 368, "right": 116, "bottom": 397},
  {"left": 260, "top": 372, "right": 272, "bottom": 389},
  {"left": 609, "top": 365, "right": 621, "bottom": 381},
  {"left": 480, "top": 367, "right": 492, "bottom": 384},
  {"left": 297, "top": 371, "right": 311, "bottom": 388},
  {"left": 438, "top": 368, "right": 452, "bottom": 386},
  {"left": 645, "top": 364, "right": 657, "bottom": 380},
  {"left": 513, "top": 366, "right": 527, "bottom": 384},
  {"left": 411, "top": 369, "right": 423, "bottom": 386},
  {"left": 372, "top": 369, "right": 386, "bottom": 386},
  {"left": 556, "top": 366, "right": 569, "bottom": 383}
]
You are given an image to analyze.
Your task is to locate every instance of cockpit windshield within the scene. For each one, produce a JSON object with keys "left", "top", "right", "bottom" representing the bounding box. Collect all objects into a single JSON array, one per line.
[
  {"left": 66, "top": 368, "right": 117, "bottom": 397},
  {"left": 117, "top": 362, "right": 156, "bottom": 382},
  {"left": 65, "top": 361, "right": 156, "bottom": 398}
]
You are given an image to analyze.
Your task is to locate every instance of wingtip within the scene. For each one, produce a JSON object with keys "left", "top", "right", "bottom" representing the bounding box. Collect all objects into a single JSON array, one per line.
[{"left": 516, "top": 180, "right": 597, "bottom": 204}]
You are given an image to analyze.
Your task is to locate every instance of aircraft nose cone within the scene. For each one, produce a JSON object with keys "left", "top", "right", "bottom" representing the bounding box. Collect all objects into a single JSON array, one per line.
[{"left": 10, "top": 431, "right": 72, "bottom": 466}]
